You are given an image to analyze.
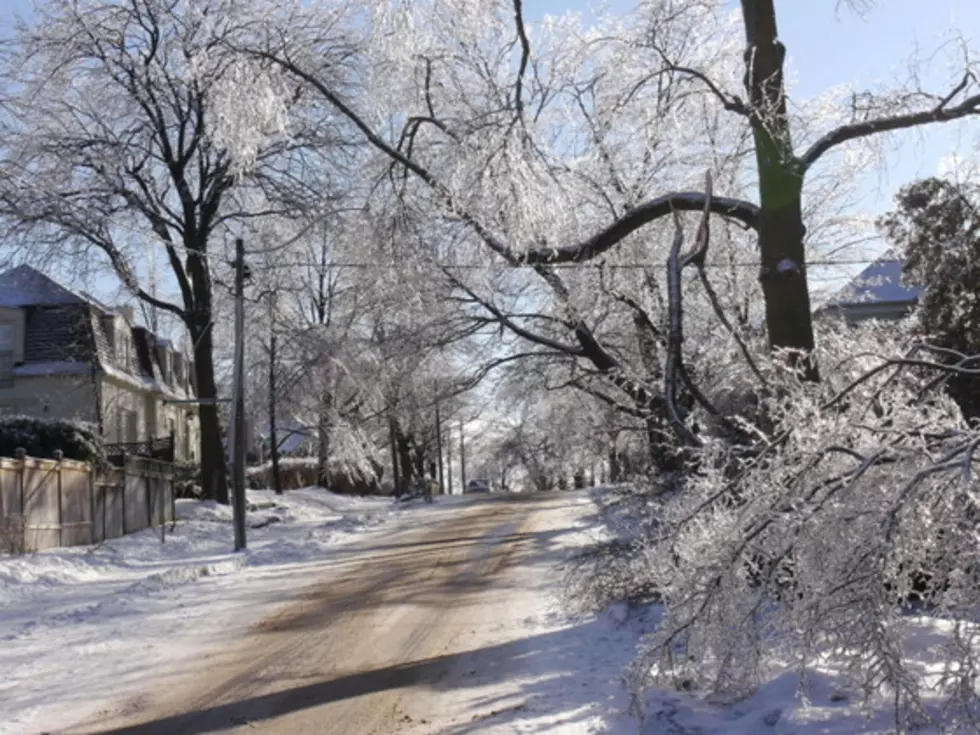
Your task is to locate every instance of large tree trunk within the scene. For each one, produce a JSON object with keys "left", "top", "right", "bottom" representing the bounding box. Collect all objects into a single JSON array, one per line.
[
  {"left": 317, "top": 390, "right": 333, "bottom": 489},
  {"left": 396, "top": 429, "right": 415, "bottom": 494},
  {"left": 741, "top": 0, "right": 817, "bottom": 377},
  {"left": 192, "top": 326, "right": 228, "bottom": 503},
  {"left": 186, "top": 243, "right": 228, "bottom": 503}
]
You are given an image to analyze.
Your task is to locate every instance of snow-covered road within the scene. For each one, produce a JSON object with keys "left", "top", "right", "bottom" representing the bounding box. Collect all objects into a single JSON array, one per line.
[{"left": 2, "top": 489, "right": 641, "bottom": 735}]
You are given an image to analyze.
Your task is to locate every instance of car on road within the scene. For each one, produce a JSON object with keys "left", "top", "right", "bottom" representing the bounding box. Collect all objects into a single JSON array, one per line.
[{"left": 465, "top": 479, "right": 491, "bottom": 493}]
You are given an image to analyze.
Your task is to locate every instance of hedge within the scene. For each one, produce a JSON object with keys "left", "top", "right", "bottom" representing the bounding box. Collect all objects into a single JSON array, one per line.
[{"left": 0, "top": 415, "right": 107, "bottom": 465}]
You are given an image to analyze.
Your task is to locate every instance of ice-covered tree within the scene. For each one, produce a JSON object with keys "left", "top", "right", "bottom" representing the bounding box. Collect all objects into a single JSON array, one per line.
[
  {"left": 880, "top": 176, "right": 980, "bottom": 420},
  {"left": 244, "top": 0, "right": 980, "bottom": 380},
  {"left": 0, "top": 0, "right": 354, "bottom": 500}
]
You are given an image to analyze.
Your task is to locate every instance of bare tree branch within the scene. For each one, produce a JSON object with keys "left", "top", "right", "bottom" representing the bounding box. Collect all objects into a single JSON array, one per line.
[
  {"left": 511, "top": 0, "right": 531, "bottom": 124},
  {"left": 800, "top": 72, "right": 980, "bottom": 171}
]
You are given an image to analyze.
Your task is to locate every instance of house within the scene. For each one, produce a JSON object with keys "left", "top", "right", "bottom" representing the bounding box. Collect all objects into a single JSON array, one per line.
[
  {"left": 0, "top": 265, "right": 199, "bottom": 461},
  {"left": 818, "top": 250, "right": 922, "bottom": 324}
]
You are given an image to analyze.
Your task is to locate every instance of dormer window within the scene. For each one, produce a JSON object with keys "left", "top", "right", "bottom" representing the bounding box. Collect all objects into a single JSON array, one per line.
[
  {"left": 117, "top": 325, "right": 130, "bottom": 367},
  {"left": 155, "top": 343, "right": 171, "bottom": 384}
]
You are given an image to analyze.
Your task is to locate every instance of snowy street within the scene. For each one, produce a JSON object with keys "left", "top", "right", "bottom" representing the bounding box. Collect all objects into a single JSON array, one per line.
[{"left": 1, "top": 490, "right": 639, "bottom": 735}]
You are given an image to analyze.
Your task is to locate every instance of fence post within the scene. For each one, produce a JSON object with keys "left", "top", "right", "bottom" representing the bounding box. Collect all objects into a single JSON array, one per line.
[
  {"left": 54, "top": 450, "right": 64, "bottom": 547},
  {"left": 158, "top": 467, "right": 165, "bottom": 544},
  {"left": 120, "top": 451, "right": 127, "bottom": 535},
  {"left": 170, "top": 466, "right": 176, "bottom": 529},
  {"left": 88, "top": 465, "right": 95, "bottom": 545},
  {"left": 145, "top": 461, "right": 152, "bottom": 531},
  {"left": 15, "top": 447, "right": 25, "bottom": 519}
]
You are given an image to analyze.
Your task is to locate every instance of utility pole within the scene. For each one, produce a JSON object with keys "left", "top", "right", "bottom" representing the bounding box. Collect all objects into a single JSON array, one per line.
[
  {"left": 231, "top": 238, "right": 247, "bottom": 551},
  {"left": 459, "top": 418, "right": 466, "bottom": 494},
  {"left": 268, "top": 291, "right": 282, "bottom": 495},
  {"left": 434, "top": 388, "right": 444, "bottom": 495},
  {"left": 446, "top": 428, "right": 453, "bottom": 496},
  {"left": 388, "top": 413, "right": 401, "bottom": 497}
]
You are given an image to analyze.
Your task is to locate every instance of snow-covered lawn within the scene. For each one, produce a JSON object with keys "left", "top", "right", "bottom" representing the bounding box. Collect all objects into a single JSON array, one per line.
[
  {"left": 0, "top": 488, "right": 401, "bottom": 735},
  {"left": 578, "top": 486, "right": 980, "bottom": 735}
]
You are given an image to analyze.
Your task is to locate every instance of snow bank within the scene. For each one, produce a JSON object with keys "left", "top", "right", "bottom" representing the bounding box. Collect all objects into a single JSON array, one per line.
[{"left": 0, "top": 488, "right": 392, "bottom": 593}]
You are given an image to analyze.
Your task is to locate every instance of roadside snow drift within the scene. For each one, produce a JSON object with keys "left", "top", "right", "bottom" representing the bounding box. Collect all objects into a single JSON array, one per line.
[{"left": 0, "top": 488, "right": 397, "bottom": 735}]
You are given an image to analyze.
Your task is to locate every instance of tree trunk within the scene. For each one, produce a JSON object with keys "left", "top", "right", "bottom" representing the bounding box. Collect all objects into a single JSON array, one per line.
[
  {"left": 396, "top": 430, "right": 414, "bottom": 494},
  {"left": 741, "top": 0, "right": 817, "bottom": 377},
  {"left": 317, "top": 392, "right": 332, "bottom": 489},
  {"left": 192, "top": 326, "right": 228, "bottom": 504},
  {"left": 413, "top": 439, "right": 426, "bottom": 482},
  {"left": 388, "top": 415, "right": 401, "bottom": 497}
]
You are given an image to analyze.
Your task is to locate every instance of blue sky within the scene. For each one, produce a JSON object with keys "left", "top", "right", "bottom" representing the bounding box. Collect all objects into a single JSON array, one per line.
[
  {"left": 529, "top": 0, "right": 980, "bottom": 214},
  {"left": 5, "top": 0, "right": 975, "bottom": 213},
  {"left": 3, "top": 0, "right": 979, "bottom": 297},
  {"left": 5, "top": 0, "right": 976, "bottom": 211}
]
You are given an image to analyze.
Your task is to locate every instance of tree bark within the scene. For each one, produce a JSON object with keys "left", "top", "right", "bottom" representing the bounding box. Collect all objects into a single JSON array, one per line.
[
  {"left": 396, "top": 429, "right": 415, "bottom": 493},
  {"left": 192, "top": 326, "right": 228, "bottom": 504},
  {"left": 741, "top": 0, "right": 817, "bottom": 376},
  {"left": 388, "top": 414, "right": 401, "bottom": 497},
  {"left": 317, "top": 391, "right": 333, "bottom": 489}
]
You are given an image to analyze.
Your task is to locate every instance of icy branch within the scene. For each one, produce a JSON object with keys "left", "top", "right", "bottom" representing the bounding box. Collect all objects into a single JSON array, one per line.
[{"left": 800, "top": 72, "right": 980, "bottom": 172}]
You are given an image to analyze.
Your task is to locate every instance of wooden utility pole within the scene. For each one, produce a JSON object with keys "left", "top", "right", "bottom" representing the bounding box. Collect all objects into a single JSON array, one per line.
[
  {"left": 435, "top": 390, "right": 444, "bottom": 495},
  {"left": 267, "top": 291, "right": 283, "bottom": 495},
  {"left": 446, "top": 428, "right": 453, "bottom": 496},
  {"left": 231, "top": 238, "right": 247, "bottom": 550},
  {"left": 459, "top": 418, "right": 466, "bottom": 494}
]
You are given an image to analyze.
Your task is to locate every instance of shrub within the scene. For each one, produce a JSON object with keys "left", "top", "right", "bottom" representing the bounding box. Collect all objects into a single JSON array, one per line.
[
  {"left": 173, "top": 461, "right": 203, "bottom": 499},
  {"left": 0, "top": 415, "right": 106, "bottom": 465},
  {"left": 245, "top": 457, "right": 384, "bottom": 495},
  {"left": 0, "top": 515, "right": 25, "bottom": 555}
]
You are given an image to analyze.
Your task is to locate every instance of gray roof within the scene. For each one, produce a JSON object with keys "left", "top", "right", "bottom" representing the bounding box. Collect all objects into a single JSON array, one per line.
[
  {"left": 832, "top": 251, "right": 922, "bottom": 307},
  {"left": 0, "top": 265, "right": 195, "bottom": 398},
  {"left": 0, "top": 264, "right": 85, "bottom": 307}
]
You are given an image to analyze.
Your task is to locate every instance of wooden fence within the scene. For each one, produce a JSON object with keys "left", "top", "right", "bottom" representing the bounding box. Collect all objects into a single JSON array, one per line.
[{"left": 0, "top": 454, "right": 174, "bottom": 552}]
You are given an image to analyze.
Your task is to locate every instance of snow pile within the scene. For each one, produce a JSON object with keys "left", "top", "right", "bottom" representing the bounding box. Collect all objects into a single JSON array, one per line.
[
  {"left": 0, "top": 487, "right": 399, "bottom": 735},
  {"left": 0, "top": 488, "right": 393, "bottom": 593}
]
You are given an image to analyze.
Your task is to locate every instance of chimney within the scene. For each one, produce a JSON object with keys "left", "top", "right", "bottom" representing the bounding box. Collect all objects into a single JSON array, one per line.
[{"left": 115, "top": 305, "right": 136, "bottom": 323}]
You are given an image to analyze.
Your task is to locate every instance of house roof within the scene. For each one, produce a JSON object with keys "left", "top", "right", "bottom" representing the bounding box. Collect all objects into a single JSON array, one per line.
[
  {"left": 0, "top": 265, "right": 195, "bottom": 400},
  {"left": 23, "top": 304, "right": 98, "bottom": 362},
  {"left": 830, "top": 251, "right": 922, "bottom": 307},
  {"left": 0, "top": 265, "right": 86, "bottom": 307}
]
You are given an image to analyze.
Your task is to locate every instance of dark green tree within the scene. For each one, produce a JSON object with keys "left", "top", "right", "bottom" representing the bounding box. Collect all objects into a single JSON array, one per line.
[{"left": 880, "top": 176, "right": 980, "bottom": 420}]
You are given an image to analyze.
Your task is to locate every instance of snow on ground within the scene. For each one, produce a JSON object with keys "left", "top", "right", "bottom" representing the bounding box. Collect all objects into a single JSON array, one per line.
[
  {"left": 10, "top": 483, "right": 964, "bottom": 734},
  {"left": 573, "top": 486, "right": 980, "bottom": 735},
  {"left": 0, "top": 488, "right": 401, "bottom": 735}
]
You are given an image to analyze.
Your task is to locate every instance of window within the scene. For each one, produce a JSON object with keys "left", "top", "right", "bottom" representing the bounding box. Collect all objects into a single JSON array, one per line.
[{"left": 0, "top": 324, "right": 13, "bottom": 389}]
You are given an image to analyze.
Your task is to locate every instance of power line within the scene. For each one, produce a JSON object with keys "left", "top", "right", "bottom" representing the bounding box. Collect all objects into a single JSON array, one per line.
[
  {"left": 254, "top": 258, "right": 900, "bottom": 271},
  {"left": 0, "top": 173, "right": 897, "bottom": 274}
]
